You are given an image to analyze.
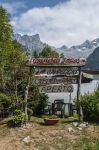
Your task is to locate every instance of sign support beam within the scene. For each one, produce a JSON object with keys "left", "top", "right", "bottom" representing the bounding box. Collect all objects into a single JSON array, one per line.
[{"left": 77, "top": 67, "right": 83, "bottom": 122}]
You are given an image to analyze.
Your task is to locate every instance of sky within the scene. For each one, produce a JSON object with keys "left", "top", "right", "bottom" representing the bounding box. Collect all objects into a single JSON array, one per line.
[{"left": 1, "top": 0, "right": 99, "bottom": 47}]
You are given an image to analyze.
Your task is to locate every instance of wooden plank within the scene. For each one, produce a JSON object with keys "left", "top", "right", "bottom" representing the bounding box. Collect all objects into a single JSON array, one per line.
[
  {"left": 33, "top": 77, "right": 77, "bottom": 85},
  {"left": 27, "top": 58, "right": 86, "bottom": 67},
  {"left": 39, "top": 84, "right": 74, "bottom": 93},
  {"left": 35, "top": 67, "right": 79, "bottom": 76}
]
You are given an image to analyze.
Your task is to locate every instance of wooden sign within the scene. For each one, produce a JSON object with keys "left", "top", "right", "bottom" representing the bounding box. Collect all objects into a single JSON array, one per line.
[
  {"left": 33, "top": 77, "right": 77, "bottom": 85},
  {"left": 35, "top": 67, "right": 79, "bottom": 76},
  {"left": 27, "top": 58, "right": 86, "bottom": 66},
  {"left": 39, "top": 85, "right": 74, "bottom": 93}
]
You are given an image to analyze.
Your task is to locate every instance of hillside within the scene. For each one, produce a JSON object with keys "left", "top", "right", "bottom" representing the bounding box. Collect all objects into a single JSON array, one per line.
[{"left": 85, "top": 47, "right": 99, "bottom": 70}]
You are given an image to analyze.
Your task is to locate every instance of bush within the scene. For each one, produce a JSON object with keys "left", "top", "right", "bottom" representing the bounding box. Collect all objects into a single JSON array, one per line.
[
  {"left": 80, "top": 90, "right": 99, "bottom": 122},
  {"left": 27, "top": 85, "right": 48, "bottom": 116},
  {"left": 73, "top": 112, "right": 78, "bottom": 119},
  {"left": 33, "top": 93, "right": 48, "bottom": 115},
  {"left": 12, "top": 109, "right": 25, "bottom": 126},
  {"left": 0, "top": 93, "right": 16, "bottom": 117},
  {"left": 64, "top": 113, "right": 69, "bottom": 118}
]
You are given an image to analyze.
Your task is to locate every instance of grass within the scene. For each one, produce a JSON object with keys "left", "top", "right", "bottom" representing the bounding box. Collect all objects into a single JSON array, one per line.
[{"left": 73, "top": 137, "right": 99, "bottom": 150}]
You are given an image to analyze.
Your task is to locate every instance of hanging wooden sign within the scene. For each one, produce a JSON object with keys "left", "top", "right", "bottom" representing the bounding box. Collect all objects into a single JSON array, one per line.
[
  {"left": 33, "top": 77, "right": 77, "bottom": 85},
  {"left": 27, "top": 58, "right": 86, "bottom": 66},
  {"left": 35, "top": 67, "right": 79, "bottom": 76},
  {"left": 39, "top": 84, "right": 74, "bottom": 93}
]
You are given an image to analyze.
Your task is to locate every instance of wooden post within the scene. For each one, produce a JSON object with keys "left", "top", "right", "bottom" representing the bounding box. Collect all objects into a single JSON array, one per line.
[{"left": 77, "top": 67, "right": 83, "bottom": 122}]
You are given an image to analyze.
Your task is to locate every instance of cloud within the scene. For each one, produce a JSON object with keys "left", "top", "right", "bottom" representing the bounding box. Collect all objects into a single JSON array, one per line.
[
  {"left": 1, "top": 2, "right": 27, "bottom": 15},
  {"left": 11, "top": 0, "right": 99, "bottom": 47}
]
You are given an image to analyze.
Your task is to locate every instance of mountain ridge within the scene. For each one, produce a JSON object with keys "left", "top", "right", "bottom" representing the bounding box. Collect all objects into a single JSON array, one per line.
[{"left": 13, "top": 33, "right": 99, "bottom": 58}]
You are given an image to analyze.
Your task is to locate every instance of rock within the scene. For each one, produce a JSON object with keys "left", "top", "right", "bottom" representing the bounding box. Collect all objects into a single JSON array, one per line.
[
  {"left": 23, "top": 136, "right": 31, "bottom": 144},
  {"left": 72, "top": 122, "right": 79, "bottom": 127},
  {"left": 79, "top": 122, "right": 88, "bottom": 128},
  {"left": 77, "top": 127, "right": 82, "bottom": 131},
  {"left": 68, "top": 127, "right": 73, "bottom": 132}
]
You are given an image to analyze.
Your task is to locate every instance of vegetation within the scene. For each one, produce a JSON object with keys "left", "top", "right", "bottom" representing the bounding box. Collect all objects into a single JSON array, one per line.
[
  {"left": 80, "top": 90, "right": 99, "bottom": 122},
  {"left": 73, "top": 137, "right": 99, "bottom": 150},
  {"left": 39, "top": 46, "right": 59, "bottom": 58},
  {"left": 0, "top": 6, "right": 49, "bottom": 123},
  {"left": 12, "top": 109, "right": 25, "bottom": 126},
  {"left": 42, "top": 115, "right": 58, "bottom": 119}
]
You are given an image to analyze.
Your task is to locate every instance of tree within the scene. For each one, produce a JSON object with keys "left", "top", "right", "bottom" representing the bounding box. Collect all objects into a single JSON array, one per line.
[
  {"left": 0, "top": 7, "right": 49, "bottom": 121},
  {"left": 33, "top": 51, "right": 39, "bottom": 58},
  {"left": 40, "top": 46, "right": 59, "bottom": 58},
  {"left": 60, "top": 53, "right": 65, "bottom": 58},
  {"left": 0, "top": 6, "right": 13, "bottom": 89}
]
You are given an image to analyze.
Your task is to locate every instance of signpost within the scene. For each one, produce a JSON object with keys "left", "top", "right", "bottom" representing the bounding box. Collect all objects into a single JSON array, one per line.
[
  {"left": 27, "top": 57, "right": 86, "bottom": 122},
  {"left": 39, "top": 84, "right": 74, "bottom": 93}
]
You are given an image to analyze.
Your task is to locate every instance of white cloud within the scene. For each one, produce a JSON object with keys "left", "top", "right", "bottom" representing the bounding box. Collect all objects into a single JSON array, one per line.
[{"left": 11, "top": 0, "right": 99, "bottom": 47}]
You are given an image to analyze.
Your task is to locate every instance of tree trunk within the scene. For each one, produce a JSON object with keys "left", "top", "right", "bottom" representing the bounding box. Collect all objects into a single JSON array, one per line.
[
  {"left": 15, "top": 77, "right": 19, "bottom": 107},
  {"left": 24, "top": 67, "right": 32, "bottom": 121}
]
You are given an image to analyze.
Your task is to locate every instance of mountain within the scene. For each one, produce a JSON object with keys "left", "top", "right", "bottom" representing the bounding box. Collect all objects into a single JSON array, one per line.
[
  {"left": 58, "top": 39, "right": 99, "bottom": 58},
  {"left": 12, "top": 34, "right": 47, "bottom": 56},
  {"left": 85, "top": 47, "right": 99, "bottom": 70},
  {"left": 13, "top": 33, "right": 99, "bottom": 58}
]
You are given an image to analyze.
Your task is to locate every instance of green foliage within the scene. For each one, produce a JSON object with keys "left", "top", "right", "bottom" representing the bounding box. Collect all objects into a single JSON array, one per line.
[
  {"left": 0, "top": 6, "right": 13, "bottom": 41},
  {"left": 80, "top": 90, "right": 99, "bottom": 122},
  {"left": 60, "top": 53, "right": 65, "bottom": 58},
  {"left": 33, "top": 51, "right": 39, "bottom": 58},
  {"left": 39, "top": 46, "right": 59, "bottom": 58},
  {"left": 61, "top": 117, "right": 79, "bottom": 123},
  {"left": 42, "top": 115, "right": 58, "bottom": 119},
  {"left": 73, "top": 112, "right": 78, "bottom": 118},
  {"left": 27, "top": 84, "right": 48, "bottom": 115},
  {"left": 34, "top": 93, "right": 48, "bottom": 115},
  {"left": 64, "top": 113, "right": 69, "bottom": 118},
  {"left": 0, "top": 7, "right": 52, "bottom": 122},
  {"left": 0, "top": 93, "right": 17, "bottom": 116},
  {"left": 12, "top": 109, "right": 25, "bottom": 126}
]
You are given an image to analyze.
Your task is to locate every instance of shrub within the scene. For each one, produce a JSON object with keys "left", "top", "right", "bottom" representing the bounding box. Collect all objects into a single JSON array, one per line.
[
  {"left": 33, "top": 93, "right": 48, "bottom": 115},
  {"left": 80, "top": 90, "right": 99, "bottom": 122},
  {"left": 73, "top": 112, "right": 78, "bottom": 118},
  {"left": 64, "top": 113, "right": 69, "bottom": 118},
  {"left": 12, "top": 109, "right": 25, "bottom": 126},
  {"left": 27, "top": 85, "right": 48, "bottom": 116}
]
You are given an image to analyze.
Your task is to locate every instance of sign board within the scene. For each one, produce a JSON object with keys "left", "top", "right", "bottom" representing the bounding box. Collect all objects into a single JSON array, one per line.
[
  {"left": 27, "top": 58, "right": 86, "bottom": 66},
  {"left": 39, "top": 85, "right": 74, "bottom": 93},
  {"left": 35, "top": 67, "right": 79, "bottom": 76},
  {"left": 33, "top": 77, "right": 77, "bottom": 85}
]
